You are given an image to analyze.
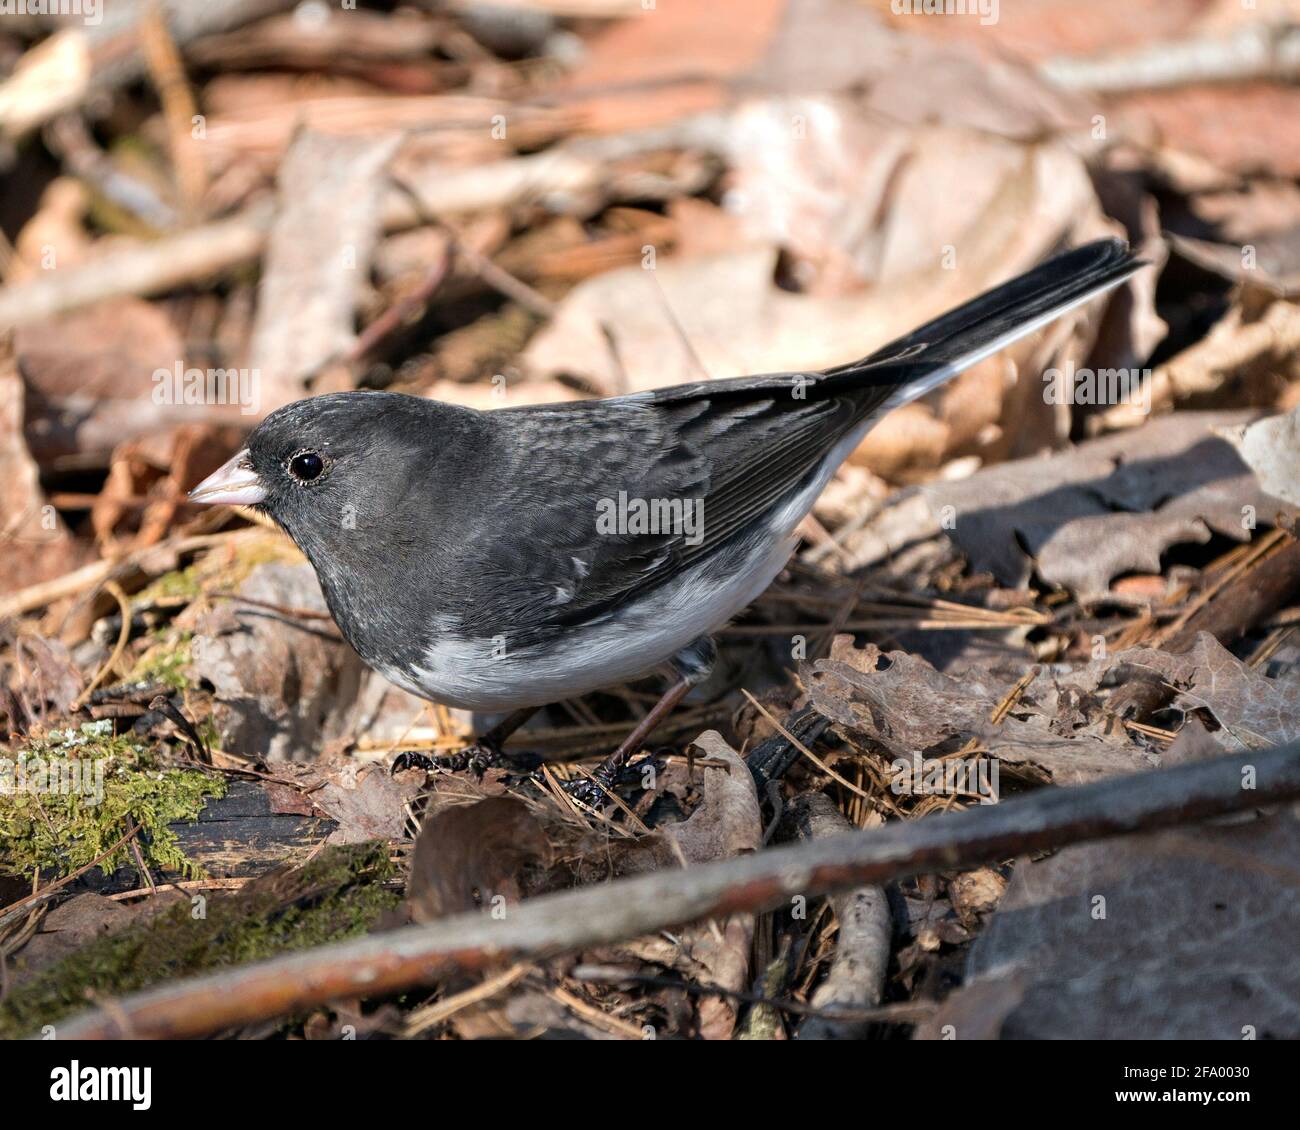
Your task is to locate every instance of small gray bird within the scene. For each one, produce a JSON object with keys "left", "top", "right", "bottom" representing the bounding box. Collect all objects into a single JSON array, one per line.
[{"left": 190, "top": 239, "right": 1143, "bottom": 801}]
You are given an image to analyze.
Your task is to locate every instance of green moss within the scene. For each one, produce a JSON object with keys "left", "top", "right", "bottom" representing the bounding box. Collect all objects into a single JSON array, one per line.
[
  {"left": 136, "top": 565, "right": 203, "bottom": 604},
  {"left": 197, "top": 717, "right": 221, "bottom": 753},
  {"left": 136, "top": 533, "right": 302, "bottom": 606},
  {"left": 126, "top": 630, "right": 193, "bottom": 691},
  {"left": 0, "top": 720, "right": 225, "bottom": 881},
  {"left": 226, "top": 531, "right": 302, "bottom": 572},
  {"left": 0, "top": 842, "right": 397, "bottom": 1039}
]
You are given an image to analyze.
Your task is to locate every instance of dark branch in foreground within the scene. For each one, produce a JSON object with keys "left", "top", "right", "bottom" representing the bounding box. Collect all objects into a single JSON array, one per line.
[{"left": 55, "top": 742, "right": 1300, "bottom": 1039}]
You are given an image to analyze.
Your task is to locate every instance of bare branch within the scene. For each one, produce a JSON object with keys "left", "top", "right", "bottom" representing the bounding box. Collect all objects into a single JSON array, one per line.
[
  {"left": 55, "top": 742, "right": 1299, "bottom": 1040},
  {"left": 780, "top": 793, "right": 891, "bottom": 1040}
]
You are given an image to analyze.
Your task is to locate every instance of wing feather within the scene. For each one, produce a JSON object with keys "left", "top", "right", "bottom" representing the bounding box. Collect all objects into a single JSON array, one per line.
[{"left": 444, "top": 239, "right": 1141, "bottom": 645}]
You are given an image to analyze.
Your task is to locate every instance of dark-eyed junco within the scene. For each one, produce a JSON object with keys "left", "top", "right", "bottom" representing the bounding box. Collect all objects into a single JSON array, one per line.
[{"left": 191, "top": 238, "right": 1142, "bottom": 802}]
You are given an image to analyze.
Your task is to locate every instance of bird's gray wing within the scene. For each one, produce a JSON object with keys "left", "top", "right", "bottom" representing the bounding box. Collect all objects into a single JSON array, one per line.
[
  {"left": 448, "top": 238, "right": 1143, "bottom": 645},
  {"left": 449, "top": 387, "right": 863, "bottom": 645}
]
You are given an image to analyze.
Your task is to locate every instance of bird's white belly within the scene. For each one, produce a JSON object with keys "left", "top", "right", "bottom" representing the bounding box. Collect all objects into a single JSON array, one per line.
[{"left": 391, "top": 530, "right": 794, "bottom": 710}]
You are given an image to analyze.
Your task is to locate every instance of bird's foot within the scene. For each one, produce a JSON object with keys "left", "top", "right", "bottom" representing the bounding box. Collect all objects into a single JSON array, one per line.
[
  {"left": 562, "top": 749, "right": 664, "bottom": 808},
  {"left": 390, "top": 740, "right": 501, "bottom": 777},
  {"left": 389, "top": 749, "right": 438, "bottom": 775},
  {"left": 562, "top": 771, "right": 614, "bottom": 808}
]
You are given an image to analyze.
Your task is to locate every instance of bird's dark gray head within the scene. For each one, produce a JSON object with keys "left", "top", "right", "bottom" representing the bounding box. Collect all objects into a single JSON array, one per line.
[{"left": 189, "top": 390, "right": 484, "bottom": 563}]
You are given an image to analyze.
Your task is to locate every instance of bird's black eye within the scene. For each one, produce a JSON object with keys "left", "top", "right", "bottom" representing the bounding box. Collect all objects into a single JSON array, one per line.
[{"left": 287, "top": 450, "right": 325, "bottom": 483}]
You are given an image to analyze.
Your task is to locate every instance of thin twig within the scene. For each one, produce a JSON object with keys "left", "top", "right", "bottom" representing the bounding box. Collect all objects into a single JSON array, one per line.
[
  {"left": 71, "top": 581, "right": 132, "bottom": 709},
  {"left": 402, "top": 963, "right": 531, "bottom": 1036},
  {"left": 390, "top": 174, "right": 557, "bottom": 319},
  {"left": 569, "top": 964, "right": 934, "bottom": 1026}
]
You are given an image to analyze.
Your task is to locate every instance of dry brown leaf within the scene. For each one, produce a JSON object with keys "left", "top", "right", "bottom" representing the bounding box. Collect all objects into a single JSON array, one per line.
[
  {"left": 313, "top": 762, "right": 424, "bottom": 845},
  {"left": 1188, "top": 178, "right": 1300, "bottom": 243},
  {"left": 407, "top": 797, "right": 552, "bottom": 921},
  {"left": 1161, "top": 714, "right": 1230, "bottom": 765},
  {"left": 1115, "top": 632, "right": 1300, "bottom": 749},
  {"left": 526, "top": 126, "right": 1117, "bottom": 396},
  {"left": 921, "top": 810, "right": 1300, "bottom": 1039},
  {"left": 747, "top": 0, "right": 1085, "bottom": 139},
  {"left": 929, "top": 411, "right": 1277, "bottom": 597},
  {"left": 8, "top": 178, "right": 93, "bottom": 283},
  {"left": 250, "top": 129, "right": 402, "bottom": 408},
  {"left": 1219, "top": 404, "right": 1300, "bottom": 507},
  {"left": 1169, "top": 230, "right": 1300, "bottom": 296},
  {"left": 15, "top": 297, "right": 219, "bottom": 467},
  {"left": 875, "top": 0, "right": 1208, "bottom": 61},
  {"left": 186, "top": 558, "right": 366, "bottom": 763},
  {"left": 805, "top": 636, "right": 1156, "bottom": 784},
  {"left": 948, "top": 868, "right": 1008, "bottom": 918},
  {"left": 261, "top": 747, "right": 424, "bottom": 843},
  {"left": 7, "top": 894, "right": 140, "bottom": 977},
  {"left": 1099, "top": 288, "right": 1300, "bottom": 429},
  {"left": 5, "top": 633, "right": 83, "bottom": 720},
  {"left": 552, "top": 0, "right": 786, "bottom": 134},
  {"left": 0, "top": 360, "right": 88, "bottom": 597},
  {"left": 526, "top": 110, "right": 1143, "bottom": 475},
  {"left": 1110, "top": 84, "right": 1300, "bottom": 180},
  {"left": 92, "top": 423, "right": 244, "bottom": 550},
  {"left": 555, "top": 0, "right": 1088, "bottom": 139},
  {"left": 615, "top": 730, "right": 761, "bottom": 1040}
]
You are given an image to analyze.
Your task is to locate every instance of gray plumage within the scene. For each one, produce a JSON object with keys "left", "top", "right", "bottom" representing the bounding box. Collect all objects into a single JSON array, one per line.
[{"left": 192, "top": 239, "right": 1143, "bottom": 710}]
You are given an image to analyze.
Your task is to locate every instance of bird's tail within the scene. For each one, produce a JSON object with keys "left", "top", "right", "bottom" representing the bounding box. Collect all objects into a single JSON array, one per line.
[{"left": 825, "top": 238, "right": 1144, "bottom": 409}]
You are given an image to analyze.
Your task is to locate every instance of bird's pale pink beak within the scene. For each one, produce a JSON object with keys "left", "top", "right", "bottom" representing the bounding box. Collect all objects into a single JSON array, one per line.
[{"left": 188, "top": 449, "right": 266, "bottom": 507}]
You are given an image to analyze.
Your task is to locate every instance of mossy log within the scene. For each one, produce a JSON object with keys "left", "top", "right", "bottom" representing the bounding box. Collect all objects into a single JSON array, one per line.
[{"left": 73, "top": 780, "right": 337, "bottom": 897}]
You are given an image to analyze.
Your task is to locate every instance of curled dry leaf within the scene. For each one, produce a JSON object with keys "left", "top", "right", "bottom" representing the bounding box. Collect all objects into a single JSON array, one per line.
[
  {"left": 1101, "top": 290, "right": 1300, "bottom": 430},
  {"left": 4, "top": 633, "right": 83, "bottom": 722},
  {"left": 10, "top": 178, "right": 93, "bottom": 282},
  {"left": 313, "top": 762, "right": 424, "bottom": 846},
  {"left": 261, "top": 750, "right": 425, "bottom": 846},
  {"left": 186, "top": 558, "right": 366, "bottom": 763},
  {"left": 948, "top": 868, "right": 1008, "bottom": 919},
  {"left": 556, "top": 0, "right": 1087, "bottom": 139},
  {"left": 526, "top": 125, "right": 1117, "bottom": 398},
  {"left": 526, "top": 103, "right": 1142, "bottom": 475},
  {"left": 92, "top": 423, "right": 245, "bottom": 550},
  {"left": 407, "top": 797, "right": 553, "bottom": 922},
  {"left": 16, "top": 297, "right": 235, "bottom": 467},
  {"left": 1114, "top": 632, "right": 1300, "bottom": 750},
  {"left": 882, "top": 0, "right": 1208, "bottom": 62},
  {"left": 610, "top": 730, "right": 761, "bottom": 1039},
  {"left": 1169, "top": 230, "right": 1300, "bottom": 296},
  {"left": 1111, "top": 84, "right": 1300, "bottom": 180},
  {"left": 182, "top": 543, "right": 443, "bottom": 758},
  {"left": 663, "top": 731, "right": 762, "bottom": 864}
]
